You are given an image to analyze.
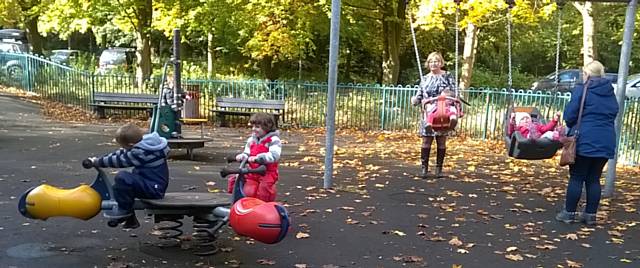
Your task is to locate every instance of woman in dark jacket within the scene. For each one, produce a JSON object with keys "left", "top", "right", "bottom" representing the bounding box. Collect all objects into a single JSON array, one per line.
[{"left": 556, "top": 60, "right": 619, "bottom": 225}]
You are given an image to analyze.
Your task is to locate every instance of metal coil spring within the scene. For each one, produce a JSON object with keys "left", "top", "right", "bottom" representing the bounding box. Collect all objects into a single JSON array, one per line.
[
  {"left": 192, "top": 218, "right": 221, "bottom": 256},
  {"left": 155, "top": 219, "right": 184, "bottom": 241}
]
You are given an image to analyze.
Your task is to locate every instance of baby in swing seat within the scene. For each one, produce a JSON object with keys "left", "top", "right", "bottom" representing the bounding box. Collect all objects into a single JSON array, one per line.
[
  {"left": 422, "top": 88, "right": 458, "bottom": 131},
  {"left": 508, "top": 111, "right": 564, "bottom": 140}
]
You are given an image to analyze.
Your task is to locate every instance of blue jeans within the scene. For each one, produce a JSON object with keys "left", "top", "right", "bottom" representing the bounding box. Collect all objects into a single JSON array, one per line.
[
  {"left": 113, "top": 171, "right": 165, "bottom": 211},
  {"left": 564, "top": 155, "right": 608, "bottom": 214}
]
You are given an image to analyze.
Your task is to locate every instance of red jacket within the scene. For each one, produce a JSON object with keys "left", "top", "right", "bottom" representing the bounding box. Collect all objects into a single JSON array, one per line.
[{"left": 508, "top": 119, "right": 558, "bottom": 139}]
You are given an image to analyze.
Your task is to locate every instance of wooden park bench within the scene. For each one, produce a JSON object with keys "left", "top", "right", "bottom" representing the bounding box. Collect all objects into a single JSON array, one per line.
[
  {"left": 90, "top": 92, "right": 158, "bottom": 118},
  {"left": 211, "top": 97, "right": 285, "bottom": 127}
]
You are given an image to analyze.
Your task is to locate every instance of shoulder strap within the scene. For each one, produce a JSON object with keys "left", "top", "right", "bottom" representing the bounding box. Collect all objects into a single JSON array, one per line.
[{"left": 574, "top": 76, "right": 590, "bottom": 138}]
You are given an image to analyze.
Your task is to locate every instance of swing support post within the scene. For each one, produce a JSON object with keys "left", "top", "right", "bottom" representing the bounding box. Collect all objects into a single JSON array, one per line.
[{"left": 603, "top": 0, "right": 637, "bottom": 198}]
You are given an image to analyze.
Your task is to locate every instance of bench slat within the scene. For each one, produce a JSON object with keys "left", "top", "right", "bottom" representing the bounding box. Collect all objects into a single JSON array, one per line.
[
  {"left": 216, "top": 102, "right": 283, "bottom": 109},
  {"left": 211, "top": 110, "right": 279, "bottom": 115},
  {"left": 216, "top": 97, "right": 284, "bottom": 105},
  {"left": 89, "top": 104, "right": 153, "bottom": 109},
  {"left": 93, "top": 92, "right": 157, "bottom": 103}
]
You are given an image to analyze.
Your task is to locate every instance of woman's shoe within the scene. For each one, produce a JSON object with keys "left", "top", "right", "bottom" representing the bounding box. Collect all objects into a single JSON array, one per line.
[{"left": 555, "top": 209, "right": 577, "bottom": 223}]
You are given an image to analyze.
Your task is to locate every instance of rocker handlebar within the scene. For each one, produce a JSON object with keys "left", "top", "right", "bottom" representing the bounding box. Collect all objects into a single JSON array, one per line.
[
  {"left": 423, "top": 96, "right": 460, "bottom": 104},
  {"left": 226, "top": 155, "right": 267, "bottom": 165},
  {"left": 82, "top": 158, "right": 94, "bottom": 169},
  {"left": 220, "top": 165, "right": 267, "bottom": 178}
]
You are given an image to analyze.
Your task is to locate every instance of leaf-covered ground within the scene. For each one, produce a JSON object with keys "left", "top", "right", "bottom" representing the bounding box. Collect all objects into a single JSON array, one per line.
[{"left": 2, "top": 86, "right": 640, "bottom": 267}]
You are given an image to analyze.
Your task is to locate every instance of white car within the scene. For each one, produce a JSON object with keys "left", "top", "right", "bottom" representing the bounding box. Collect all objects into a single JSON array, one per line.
[{"left": 613, "top": 73, "right": 640, "bottom": 98}]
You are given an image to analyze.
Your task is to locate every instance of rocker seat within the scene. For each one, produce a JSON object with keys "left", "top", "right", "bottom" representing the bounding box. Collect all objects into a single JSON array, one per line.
[
  {"left": 20, "top": 184, "right": 102, "bottom": 220},
  {"left": 139, "top": 192, "right": 232, "bottom": 209}
]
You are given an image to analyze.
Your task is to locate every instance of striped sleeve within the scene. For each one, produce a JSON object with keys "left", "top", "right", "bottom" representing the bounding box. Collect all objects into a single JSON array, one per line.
[
  {"left": 96, "top": 148, "right": 135, "bottom": 168},
  {"left": 256, "top": 136, "right": 282, "bottom": 163}
]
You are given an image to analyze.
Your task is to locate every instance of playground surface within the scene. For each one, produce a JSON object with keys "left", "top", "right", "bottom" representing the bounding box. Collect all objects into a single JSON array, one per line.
[{"left": 1, "top": 91, "right": 640, "bottom": 268}]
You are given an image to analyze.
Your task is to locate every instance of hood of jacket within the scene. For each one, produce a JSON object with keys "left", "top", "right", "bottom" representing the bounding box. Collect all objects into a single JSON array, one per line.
[
  {"left": 584, "top": 77, "right": 615, "bottom": 98},
  {"left": 136, "top": 132, "right": 168, "bottom": 151}
]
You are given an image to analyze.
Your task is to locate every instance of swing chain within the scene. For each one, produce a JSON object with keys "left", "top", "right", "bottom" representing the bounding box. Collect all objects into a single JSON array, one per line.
[
  {"left": 553, "top": 3, "right": 564, "bottom": 92},
  {"left": 506, "top": 2, "right": 513, "bottom": 92},
  {"left": 455, "top": 1, "right": 460, "bottom": 92},
  {"left": 547, "top": 1, "right": 564, "bottom": 119},
  {"left": 406, "top": 0, "right": 424, "bottom": 82}
]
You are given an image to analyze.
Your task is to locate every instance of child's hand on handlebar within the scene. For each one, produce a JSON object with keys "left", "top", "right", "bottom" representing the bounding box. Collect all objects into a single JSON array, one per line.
[
  {"left": 235, "top": 154, "right": 248, "bottom": 162},
  {"left": 248, "top": 156, "right": 258, "bottom": 163}
]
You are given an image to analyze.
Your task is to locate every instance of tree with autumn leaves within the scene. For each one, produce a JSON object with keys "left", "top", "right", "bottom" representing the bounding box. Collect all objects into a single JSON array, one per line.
[{"left": 0, "top": 0, "right": 632, "bottom": 86}]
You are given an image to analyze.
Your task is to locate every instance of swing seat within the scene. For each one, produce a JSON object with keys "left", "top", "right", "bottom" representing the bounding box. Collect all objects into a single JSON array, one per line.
[
  {"left": 426, "top": 95, "right": 462, "bottom": 132},
  {"left": 504, "top": 107, "right": 563, "bottom": 160}
]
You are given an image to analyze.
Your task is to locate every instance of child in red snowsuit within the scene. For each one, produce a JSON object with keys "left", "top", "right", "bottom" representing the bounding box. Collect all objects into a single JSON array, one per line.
[
  {"left": 227, "top": 113, "right": 282, "bottom": 202},
  {"left": 422, "top": 89, "right": 458, "bottom": 130},
  {"left": 508, "top": 111, "right": 562, "bottom": 140}
]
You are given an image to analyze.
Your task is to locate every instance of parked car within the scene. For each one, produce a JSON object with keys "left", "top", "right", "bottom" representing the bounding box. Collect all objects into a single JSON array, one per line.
[
  {"left": 0, "top": 29, "right": 30, "bottom": 81},
  {"left": 531, "top": 69, "right": 618, "bottom": 93},
  {"left": 613, "top": 73, "right": 640, "bottom": 98},
  {"left": 97, "top": 48, "right": 136, "bottom": 74},
  {"left": 50, "top": 49, "right": 80, "bottom": 65}
]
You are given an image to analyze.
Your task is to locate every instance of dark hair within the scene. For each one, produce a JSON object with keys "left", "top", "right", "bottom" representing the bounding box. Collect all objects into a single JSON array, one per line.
[
  {"left": 249, "top": 112, "right": 277, "bottom": 132},
  {"left": 115, "top": 123, "right": 143, "bottom": 146}
]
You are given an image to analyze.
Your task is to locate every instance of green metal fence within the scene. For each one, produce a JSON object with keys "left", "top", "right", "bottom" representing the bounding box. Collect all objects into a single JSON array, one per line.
[{"left": 1, "top": 52, "right": 638, "bottom": 166}]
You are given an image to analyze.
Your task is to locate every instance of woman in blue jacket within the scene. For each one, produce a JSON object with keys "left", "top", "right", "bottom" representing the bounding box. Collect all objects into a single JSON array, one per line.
[{"left": 556, "top": 61, "right": 619, "bottom": 225}]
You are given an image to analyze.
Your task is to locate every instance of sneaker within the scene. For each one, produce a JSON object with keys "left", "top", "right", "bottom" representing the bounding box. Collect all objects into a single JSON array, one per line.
[
  {"left": 555, "top": 209, "right": 577, "bottom": 223},
  {"left": 581, "top": 213, "right": 597, "bottom": 226},
  {"left": 123, "top": 215, "right": 140, "bottom": 229},
  {"left": 103, "top": 208, "right": 132, "bottom": 219}
]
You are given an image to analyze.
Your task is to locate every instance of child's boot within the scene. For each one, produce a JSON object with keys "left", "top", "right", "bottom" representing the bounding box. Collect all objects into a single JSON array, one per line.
[
  {"left": 123, "top": 215, "right": 140, "bottom": 229},
  {"left": 420, "top": 147, "right": 430, "bottom": 178},
  {"left": 435, "top": 148, "right": 446, "bottom": 178},
  {"left": 581, "top": 212, "right": 597, "bottom": 226},
  {"left": 424, "top": 123, "right": 432, "bottom": 133},
  {"left": 449, "top": 115, "right": 458, "bottom": 129}
]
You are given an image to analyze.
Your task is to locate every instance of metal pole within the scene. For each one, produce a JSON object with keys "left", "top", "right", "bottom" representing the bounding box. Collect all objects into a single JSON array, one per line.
[
  {"left": 324, "top": 0, "right": 342, "bottom": 189},
  {"left": 172, "top": 28, "right": 183, "bottom": 136},
  {"left": 603, "top": 0, "right": 637, "bottom": 198},
  {"left": 173, "top": 29, "right": 182, "bottom": 101}
]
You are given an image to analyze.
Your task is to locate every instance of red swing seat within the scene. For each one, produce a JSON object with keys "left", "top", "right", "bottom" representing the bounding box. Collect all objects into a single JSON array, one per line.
[{"left": 426, "top": 95, "right": 463, "bottom": 132}]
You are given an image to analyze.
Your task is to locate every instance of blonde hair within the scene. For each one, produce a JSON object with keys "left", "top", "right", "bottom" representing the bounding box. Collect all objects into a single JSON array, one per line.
[
  {"left": 116, "top": 123, "right": 144, "bottom": 147},
  {"left": 583, "top": 60, "right": 605, "bottom": 77},
  {"left": 424, "top": 52, "right": 445, "bottom": 69}
]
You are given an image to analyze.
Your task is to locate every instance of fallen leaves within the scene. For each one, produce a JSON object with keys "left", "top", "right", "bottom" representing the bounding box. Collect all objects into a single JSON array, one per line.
[
  {"left": 448, "top": 237, "right": 463, "bottom": 247},
  {"left": 392, "top": 255, "right": 424, "bottom": 263},
  {"left": 295, "top": 232, "right": 310, "bottom": 239},
  {"left": 256, "top": 259, "right": 276, "bottom": 265},
  {"left": 505, "top": 254, "right": 524, "bottom": 261}
]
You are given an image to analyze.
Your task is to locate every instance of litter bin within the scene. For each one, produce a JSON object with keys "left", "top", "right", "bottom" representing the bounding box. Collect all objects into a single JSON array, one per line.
[{"left": 182, "top": 84, "right": 201, "bottom": 119}]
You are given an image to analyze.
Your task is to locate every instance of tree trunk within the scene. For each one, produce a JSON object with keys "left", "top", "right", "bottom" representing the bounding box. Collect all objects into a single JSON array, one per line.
[
  {"left": 573, "top": 2, "right": 596, "bottom": 65},
  {"left": 381, "top": 0, "right": 406, "bottom": 85},
  {"left": 24, "top": 16, "right": 43, "bottom": 55},
  {"left": 261, "top": 56, "right": 278, "bottom": 81},
  {"left": 207, "top": 32, "right": 215, "bottom": 79},
  {"left": 459, "top": 23, "right": 479, "bottom": 93},
  {"left": 135, "top": 0, "right": 152, "bottom": 89}
]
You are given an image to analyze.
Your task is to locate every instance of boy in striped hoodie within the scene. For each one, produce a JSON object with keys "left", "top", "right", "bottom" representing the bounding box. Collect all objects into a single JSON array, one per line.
[
  {"left": 227, "top": 113, "right": 282, "bottom": 202},
  {"left": 89, "top": 123, "right": 170, "bottom": 229}
]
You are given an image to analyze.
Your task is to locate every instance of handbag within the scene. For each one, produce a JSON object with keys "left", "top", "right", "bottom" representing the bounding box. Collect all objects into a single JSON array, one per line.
[{"left": 559, "top": 77, "right": 590, "bottom": 166}]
